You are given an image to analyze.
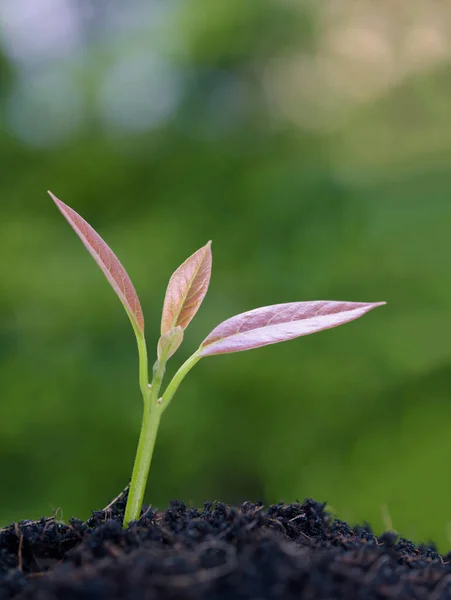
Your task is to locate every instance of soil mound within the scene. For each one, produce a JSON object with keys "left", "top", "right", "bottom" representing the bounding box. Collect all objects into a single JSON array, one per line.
[{"left": 1, "top": 496, "right": 450, "bottom": 599}]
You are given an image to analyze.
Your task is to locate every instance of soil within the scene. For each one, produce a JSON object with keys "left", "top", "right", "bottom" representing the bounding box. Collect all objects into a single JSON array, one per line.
[{"left": 1, "top": 490, "right": 450, "bottom": 600}]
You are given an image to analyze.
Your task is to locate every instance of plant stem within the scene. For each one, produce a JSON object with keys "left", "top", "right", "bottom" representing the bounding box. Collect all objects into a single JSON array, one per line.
[
  {"left": 160, "top": 350, "right": 202, "bottom": 413},
  {"left": 123, "top": 339, "right": 166, "bottom": 527},
  {"left": 123, "top": 394, "right": 161, "bottom": 527},
  {"left": 123, "top": 347, "right": 201, "bottom": 527},
  {"left": 133, "top": 325, "right": 149, "bottom": 401}
]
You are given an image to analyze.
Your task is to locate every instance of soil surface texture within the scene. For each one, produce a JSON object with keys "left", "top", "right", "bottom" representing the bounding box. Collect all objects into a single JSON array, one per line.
[{"left": 1, "top": 493, "right": 450, "bottom": 600}]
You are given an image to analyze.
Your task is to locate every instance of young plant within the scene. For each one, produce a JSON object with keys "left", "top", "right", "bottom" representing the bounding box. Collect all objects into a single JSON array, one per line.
[{"left": 49, "top": 192, "right": 385, "bottom": 527}]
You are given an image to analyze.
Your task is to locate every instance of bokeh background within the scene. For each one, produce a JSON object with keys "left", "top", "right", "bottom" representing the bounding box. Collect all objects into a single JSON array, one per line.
[{"left": 1, "top": 0, "right": 451, "bottom": 549}]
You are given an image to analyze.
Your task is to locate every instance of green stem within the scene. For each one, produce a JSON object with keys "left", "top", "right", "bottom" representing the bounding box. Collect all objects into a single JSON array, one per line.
[
  {"left": 123, "top": 396, "right": 161, "bottom": 526},
  {"left": 133, "top": 325, "right": 149, "bottom": 401},
  {"left": 160, "top": 351, "right": 202, "bottom": 413},
  {"left": 123, "top": 346, "right": 202, "bottom": 527},
  {"left": 123, "top": 358, "right": 166, "bottom": 527}
]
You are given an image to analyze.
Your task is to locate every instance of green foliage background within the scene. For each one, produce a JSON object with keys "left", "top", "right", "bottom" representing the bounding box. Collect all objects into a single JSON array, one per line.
[{"left": 1, "top": 0, "right": 451, "bottom": 549}]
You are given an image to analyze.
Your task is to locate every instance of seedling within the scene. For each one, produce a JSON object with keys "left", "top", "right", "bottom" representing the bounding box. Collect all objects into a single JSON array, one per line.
[{"left": 49, "top": 192, "right": 385, "bottom": 527}]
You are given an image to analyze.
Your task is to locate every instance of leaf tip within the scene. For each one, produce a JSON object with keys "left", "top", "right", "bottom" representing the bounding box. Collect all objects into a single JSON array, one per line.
[
  {"left": 202, "top": 240, "right": 212, "bottom": 254},
  {"left": 48, "top": 190, "right": 64, "bottom": 209},
  {"left": 201, "top": 240, "right": 212, "bottom": 256}
]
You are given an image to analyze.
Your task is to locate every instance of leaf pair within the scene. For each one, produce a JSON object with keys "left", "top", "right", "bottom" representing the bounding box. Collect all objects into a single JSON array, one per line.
[
  {"left": 50, "top": 192, "right": 384, "bottom": 359},
  {"left": 50, "top": 192, "right": 210, "bottom": 335}
]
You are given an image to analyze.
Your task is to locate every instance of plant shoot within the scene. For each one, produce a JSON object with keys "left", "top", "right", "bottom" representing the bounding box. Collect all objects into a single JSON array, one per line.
[{"left": 49, "top": 192, "right": 385, "bottom": 527}]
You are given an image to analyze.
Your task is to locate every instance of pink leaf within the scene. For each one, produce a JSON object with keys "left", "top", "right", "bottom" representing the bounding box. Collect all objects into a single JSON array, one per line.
[
  {"left": 49, "top": 191, "right": 145, "bottom": 333},
  {"left": 200, "top": 301, "right": 385, "bottom": 356},
  {"left": 161, "top": 241, "right": 212, "bottom": 335}
]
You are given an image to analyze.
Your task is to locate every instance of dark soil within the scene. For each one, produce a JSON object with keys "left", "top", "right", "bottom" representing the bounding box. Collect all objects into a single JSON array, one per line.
[{"left": 1, "top": 491, "right": 450, "bottom": 600}]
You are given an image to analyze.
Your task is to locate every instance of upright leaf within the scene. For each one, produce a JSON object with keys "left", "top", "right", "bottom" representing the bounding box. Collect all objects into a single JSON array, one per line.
[
  {"left": 161, "top": 241, "right": 212, "bottom": 335},
  {"left": 49, "top": 191, "right": 145, "bottom": 333},
  {"left": 200, "top": 301, "right": 385, "bottom": 356}
]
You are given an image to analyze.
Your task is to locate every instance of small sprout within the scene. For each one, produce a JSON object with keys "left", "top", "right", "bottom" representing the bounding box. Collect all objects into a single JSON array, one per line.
[
  {"left": 157, "top": 326, "right": 184, "bottom": 361},
  {"left": 49, "top": 192, "right": 386, "bottom": 527}
]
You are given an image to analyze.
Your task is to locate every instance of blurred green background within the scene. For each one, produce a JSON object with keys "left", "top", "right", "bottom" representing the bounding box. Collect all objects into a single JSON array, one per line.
[{"left": 2, "top": 0, "right": 451, "bottom": 549}]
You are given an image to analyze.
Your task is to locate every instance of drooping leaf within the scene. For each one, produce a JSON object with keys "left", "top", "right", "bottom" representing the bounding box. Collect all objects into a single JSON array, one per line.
[
  {"left": 157, "top": 326, "right": 184, "bottom": 361},
  {"left": 200, "top": 301, "right": 385, "bottom": 356},
  {"left": 49, "top": 191, "right": 145, "bottom": 333},
  {"left": 161, "top": 241, "right": 212, "bottom": 335}
]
